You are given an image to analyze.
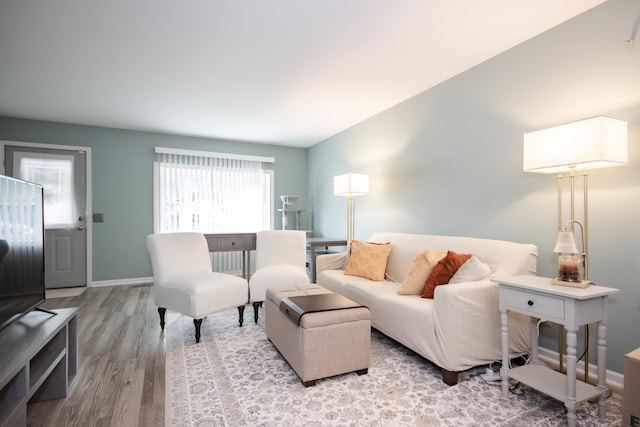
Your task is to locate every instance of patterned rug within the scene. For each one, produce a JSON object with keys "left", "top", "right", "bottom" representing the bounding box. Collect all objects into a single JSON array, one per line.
[{"left": 165, "top": 307, "right": 623, "bottom": 426}]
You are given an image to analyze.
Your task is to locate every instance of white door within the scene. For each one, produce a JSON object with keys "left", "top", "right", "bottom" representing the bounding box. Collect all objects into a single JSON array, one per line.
[{"left": 5, "top": 146, "right": 87, "bottom": 289}]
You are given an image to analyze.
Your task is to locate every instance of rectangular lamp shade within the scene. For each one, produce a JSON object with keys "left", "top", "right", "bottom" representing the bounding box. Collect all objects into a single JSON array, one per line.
[
  {"left": 333, "top": 173, "right": 369, "bottom": 196},
  {"left": 523, "top": 116, "right": 627, "bottom": 174}
]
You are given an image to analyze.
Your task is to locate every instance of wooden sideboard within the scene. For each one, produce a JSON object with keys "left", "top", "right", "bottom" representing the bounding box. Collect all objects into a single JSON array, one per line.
[{"left": 0, "top": 308, "right": 78, "bottom": 427}]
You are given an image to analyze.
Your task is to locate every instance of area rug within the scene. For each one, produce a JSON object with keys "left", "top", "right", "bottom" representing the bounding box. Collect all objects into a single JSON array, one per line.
[{"left": 165, "top": 308, "right": 623, "bottom": 426}]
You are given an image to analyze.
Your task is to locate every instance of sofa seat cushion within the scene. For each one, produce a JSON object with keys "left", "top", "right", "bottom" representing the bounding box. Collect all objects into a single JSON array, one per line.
[{"left": 156, "top": 271, "right": 248, "bottom": 319}]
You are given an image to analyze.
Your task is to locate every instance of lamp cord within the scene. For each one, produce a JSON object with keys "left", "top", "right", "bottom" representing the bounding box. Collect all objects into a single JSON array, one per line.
[{"left": 626, "top": 4, "right": 640, "bottom": 49}]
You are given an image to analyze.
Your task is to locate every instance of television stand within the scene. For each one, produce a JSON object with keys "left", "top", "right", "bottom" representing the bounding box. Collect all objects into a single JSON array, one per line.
[
  {"left": 34, "top": 306, "right": 58, "bottom": 316},
  {"left": 0, "top": 308, "right": 77, "bottom": 427}
]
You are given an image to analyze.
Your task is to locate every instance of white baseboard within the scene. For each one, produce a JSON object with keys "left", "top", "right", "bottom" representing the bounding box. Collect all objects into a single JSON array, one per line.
[
  {"left": 90, "top": 277, "right": 153, "bottom": 288},
  {"left": 537, "top": 346, "right": 624, "bottom": 396}
]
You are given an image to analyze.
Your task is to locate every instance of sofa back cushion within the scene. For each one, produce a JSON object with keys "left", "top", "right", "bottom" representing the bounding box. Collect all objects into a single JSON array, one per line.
[{"left": 367, "top": 232, "right": 538, "bottom": 283}]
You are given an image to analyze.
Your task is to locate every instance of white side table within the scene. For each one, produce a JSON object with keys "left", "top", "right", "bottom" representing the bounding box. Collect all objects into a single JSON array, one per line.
[{"left": 491, "top": 275, "right": 619, "bottom": 427}]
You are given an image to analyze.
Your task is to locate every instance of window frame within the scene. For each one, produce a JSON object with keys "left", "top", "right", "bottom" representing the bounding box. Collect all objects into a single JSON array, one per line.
[{"left": 152, "top": 148, "right": 274, "bottom": 234}]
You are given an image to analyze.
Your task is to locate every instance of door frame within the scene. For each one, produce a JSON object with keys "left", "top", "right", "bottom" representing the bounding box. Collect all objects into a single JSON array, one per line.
[{"left": 1, "top": 140, "right": 93, "bottom": 287}]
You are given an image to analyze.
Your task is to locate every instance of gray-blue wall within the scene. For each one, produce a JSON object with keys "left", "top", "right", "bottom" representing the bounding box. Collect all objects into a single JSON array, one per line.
[
  {"left": 308, "top": 0, "right": 640, "bottom": 374},
  {"left": 0, "top": 117, "right": 308, "bottom": 282}
]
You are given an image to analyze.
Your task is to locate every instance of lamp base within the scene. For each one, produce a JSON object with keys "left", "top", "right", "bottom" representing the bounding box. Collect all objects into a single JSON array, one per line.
[{"left": 551, "top": 278, "right": 591, "bottom": 288}]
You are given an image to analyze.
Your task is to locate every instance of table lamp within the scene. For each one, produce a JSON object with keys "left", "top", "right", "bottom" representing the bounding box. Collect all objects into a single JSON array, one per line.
[{"left": 552, "top": 220, "right": 589, "bottom": 288}]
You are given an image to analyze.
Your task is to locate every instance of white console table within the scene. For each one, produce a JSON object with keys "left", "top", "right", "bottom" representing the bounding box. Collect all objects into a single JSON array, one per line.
[
  {"left": 204, "top": 233, "right": 256, "bottom": 279},
  {"left": 0, "top": 307, "right": 78, "bottom": 427},
  {"left": 492, "top": 275, "right": 618, "bottom": 427},
  {"left": 203, "top": 233, "right": 346, "bottom": 283}
]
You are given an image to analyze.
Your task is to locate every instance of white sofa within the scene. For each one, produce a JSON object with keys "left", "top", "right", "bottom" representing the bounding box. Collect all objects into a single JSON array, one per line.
[{"left": 316, "top": 232, "right": 537, "bottom": 385}]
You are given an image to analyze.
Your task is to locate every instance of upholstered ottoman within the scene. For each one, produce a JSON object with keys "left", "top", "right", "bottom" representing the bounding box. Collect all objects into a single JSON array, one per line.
[{"left": 265, "top": 284, "right": 371, "bottom": 386}]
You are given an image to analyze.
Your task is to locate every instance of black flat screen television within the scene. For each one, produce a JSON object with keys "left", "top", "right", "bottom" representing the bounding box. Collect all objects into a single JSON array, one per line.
[{"left": 0, "top": 174, "right": 45, "bottom": 332}]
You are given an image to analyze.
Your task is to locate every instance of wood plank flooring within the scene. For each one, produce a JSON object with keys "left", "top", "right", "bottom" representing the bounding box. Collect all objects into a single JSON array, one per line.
[{"left": 27, "top": 284, "right": 165, "bottom": 427}]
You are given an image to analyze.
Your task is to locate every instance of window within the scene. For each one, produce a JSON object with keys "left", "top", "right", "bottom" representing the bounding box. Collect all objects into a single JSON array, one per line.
[
  {"left": 14, "top": 153, "right": 75, "bottom": 227},
  {"left": 153, "top": 148, "right": 274, "bottom": 233}
]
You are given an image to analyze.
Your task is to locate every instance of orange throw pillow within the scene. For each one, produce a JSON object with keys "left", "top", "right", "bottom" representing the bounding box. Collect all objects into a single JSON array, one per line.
[
  {"left": 421, "top": 250, "right": 472, "bottom": 298},
  {"left": 344, "top": 240, "right": 392, "bottom": 281}
]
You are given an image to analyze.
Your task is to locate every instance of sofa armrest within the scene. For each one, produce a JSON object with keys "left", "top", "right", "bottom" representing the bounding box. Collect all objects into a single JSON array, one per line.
[
  {"left": 432, "top": 279, "right": 528, "bottom": 367},
  {"left": 316, "top": 252, "right": 347, "bottom": 274},
  {"left": 433, "top": 280, "right": 498, "bottom": 333}
]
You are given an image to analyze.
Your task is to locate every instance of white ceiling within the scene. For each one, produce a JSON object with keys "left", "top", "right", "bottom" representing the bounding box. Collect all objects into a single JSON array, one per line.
[{"left": 0, "top": 1, "right": 606, "bottom": 148}]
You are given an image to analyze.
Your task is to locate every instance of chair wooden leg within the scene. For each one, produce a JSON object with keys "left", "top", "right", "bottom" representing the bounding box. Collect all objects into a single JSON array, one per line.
[
  {"left": 253, "top": 302, "right": 262, "bottom": 323},
  {"left": 158, "top": 307, "right": 166, "bottom": 330},
  {"left": 194, "top": 318, "right": 203, "bottom": 343},
  {"left": 238, "top": 305, "right": 245, "bottom": 327}
]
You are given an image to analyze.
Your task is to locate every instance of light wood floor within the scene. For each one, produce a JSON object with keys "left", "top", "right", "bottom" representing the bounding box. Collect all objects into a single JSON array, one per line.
[{"left": 28, "top": 284, "right": 165, "bottom": 427}]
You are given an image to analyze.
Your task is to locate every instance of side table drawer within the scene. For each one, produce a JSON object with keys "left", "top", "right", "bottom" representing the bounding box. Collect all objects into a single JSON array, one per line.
[
  {"left": 218, "top": 237, "right": 249, "bottom": 251},
  {"left": 502, "top": 287, "right": 564, "bottom": 320}
]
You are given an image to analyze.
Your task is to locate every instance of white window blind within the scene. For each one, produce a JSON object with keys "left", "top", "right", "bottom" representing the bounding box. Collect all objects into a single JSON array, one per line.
[{"left": 154, "top": 149, "right": 272, "bottom": 233}]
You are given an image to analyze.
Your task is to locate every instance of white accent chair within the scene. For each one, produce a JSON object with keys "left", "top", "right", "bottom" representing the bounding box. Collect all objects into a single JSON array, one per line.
[
  {"left": 146, "top": 232, "right": 248, "bottom": 343},
  {"left": 249, "top": 230, "right": 309, "bottom": 323}
]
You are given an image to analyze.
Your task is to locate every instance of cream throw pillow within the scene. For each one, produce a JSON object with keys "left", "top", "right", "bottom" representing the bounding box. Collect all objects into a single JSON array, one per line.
[
  {"left": 396, "top": 249, "right": 447, "bottom": 295},
  {"left": 344, "top": 240, "right": 392, "bottom": 281},
  {"left": 449, "top": 256, "right": 491, "bottom": 284}
]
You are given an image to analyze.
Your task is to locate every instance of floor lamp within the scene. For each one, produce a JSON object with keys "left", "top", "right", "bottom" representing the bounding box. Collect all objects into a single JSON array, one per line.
[
  {"left": 523, "top": 115, "right": 628, "bottom": 381},
  {"left": 333, "top": 173, "right": 369, "bottom": 241}
]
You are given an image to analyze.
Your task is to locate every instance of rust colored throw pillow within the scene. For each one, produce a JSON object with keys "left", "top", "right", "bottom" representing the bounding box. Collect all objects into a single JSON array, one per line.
[
  {"left": 421, "top": 250, "right": 472, "bottom": 298},
  {"left": 344, "top": 240, "right": 392, "bottom": 281},
  {"left": 397, "top": 249, "right": 447, "bottom": 295}
]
